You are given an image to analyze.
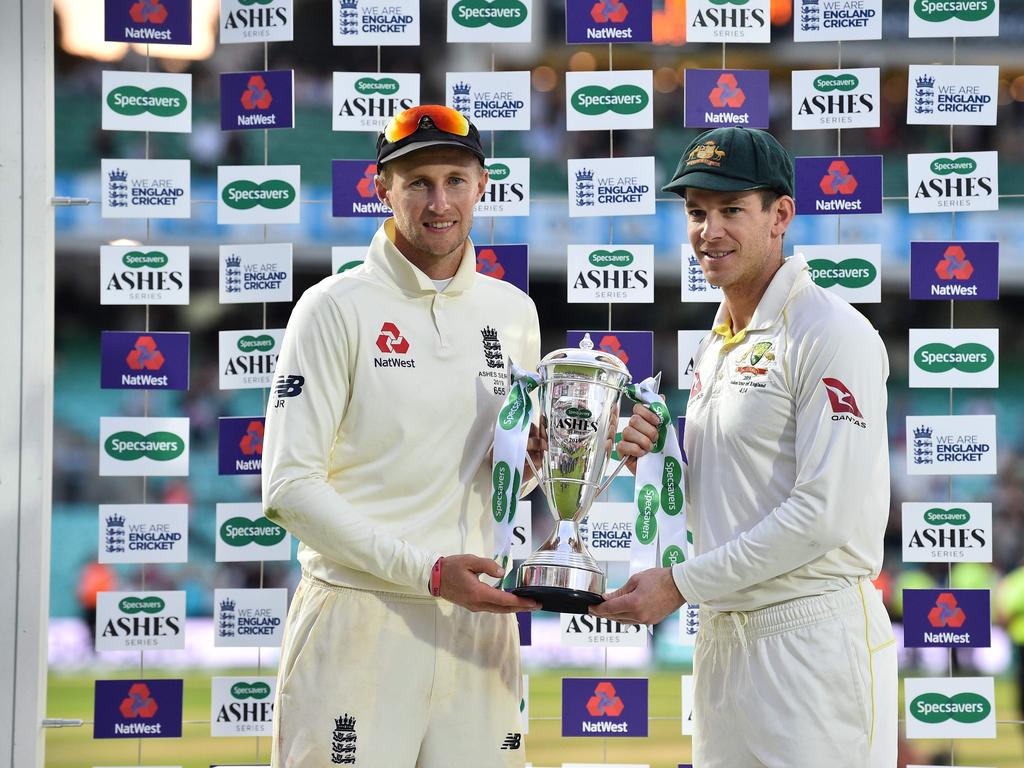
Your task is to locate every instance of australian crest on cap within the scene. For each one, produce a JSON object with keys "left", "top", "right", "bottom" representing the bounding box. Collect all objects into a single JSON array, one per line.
[{"left": 687, "top": 140, "right": 726, "bottom": 168}]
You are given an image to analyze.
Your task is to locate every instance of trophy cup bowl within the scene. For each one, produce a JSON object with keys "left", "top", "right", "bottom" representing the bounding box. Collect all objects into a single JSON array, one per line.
[{"left": 511, "top": 341, "right": 631, "bottom": 614}]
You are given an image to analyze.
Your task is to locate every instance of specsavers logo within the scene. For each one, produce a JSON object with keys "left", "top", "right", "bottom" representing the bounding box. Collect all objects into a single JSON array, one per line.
[
  {"left": 813, "top": 73, "right": 859, "bottom": 91},
  {"left": 589, "top": 249, "right": 633, "bottom": 267},
  {"left": 118, "top": 596, "right": 165, "bottom": 613},
  {"left": 237, "top": 334, "right": 276, "bottom": 354},
  {"left": 452, "top": 0, "right": 527, "bottom": 27},
  {"left": 932, "top": 156, "right": 977, "bottom": 175},
  {"left": 808, "top": 258, "right": 876, "bottom": 288},
  {"left": 105, "top": 432, "right": 185, "bottom": 462},
  {"left": 108, "top": 86, "right": 187, "bottom": 117},
  {"left": 355, "top": 76, "right": 399, "bottom": 95},
  {"left": 222, "top": 180, "right": 296, "bottom": 209},
  {"left": 220, "top": 517, "right": 287, "bottom": 547},
  {"left": 914, "top": 343, "right": 994, "bottom": 373},
  {"left": 122, "top": 251, "right": 168, "bottom": 268},
  {"left": 571, "top": 84, "right": 648, "bottom": 115},
  {"left": 231, "top": 681, "right": 272, "bottom": 699},
  {"left": 914, "top": 0, "right": 995, "bottom": 22},
  {"left": 910, "top": 692, "right": 991, "bottom": 724}
]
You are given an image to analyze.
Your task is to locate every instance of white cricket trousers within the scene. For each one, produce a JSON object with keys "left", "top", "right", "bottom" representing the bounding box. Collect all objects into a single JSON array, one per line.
[
  {"left": 271, "top": 574, "right": 525, "bottom": 768},
  {"left": 693, "top": 581, "right": 897, "bottom": 768}
]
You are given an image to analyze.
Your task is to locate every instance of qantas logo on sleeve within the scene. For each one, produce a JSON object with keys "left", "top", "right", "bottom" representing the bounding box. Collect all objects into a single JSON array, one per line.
[{"left": 822, "top": 377, "right": 866, "bottom": 428}]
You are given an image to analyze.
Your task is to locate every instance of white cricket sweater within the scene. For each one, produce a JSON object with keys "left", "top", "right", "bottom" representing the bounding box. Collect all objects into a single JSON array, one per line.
[
  {"left": 262, "top": 221, "right": 541, "bottom": 595},
  {"left": 672, "top": 255, "right": 890, "bottom": 612}
]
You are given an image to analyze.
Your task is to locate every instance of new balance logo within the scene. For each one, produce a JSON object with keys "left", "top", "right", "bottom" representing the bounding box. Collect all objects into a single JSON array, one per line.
[
  {"left": 273, "top": 374, "right": 304, "bottom": 408},
  {"left": 500, "top": 732, "right": 522, "bottom": 750}
]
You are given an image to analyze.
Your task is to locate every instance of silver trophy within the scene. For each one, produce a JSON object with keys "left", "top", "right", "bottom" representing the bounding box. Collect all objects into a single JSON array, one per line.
[{"left": 512, "top": 334, "right": 632, "bottom": 614}]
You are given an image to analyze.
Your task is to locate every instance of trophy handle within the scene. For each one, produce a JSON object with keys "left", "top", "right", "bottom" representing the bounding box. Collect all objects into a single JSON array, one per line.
[
  {"left": 595, "top": 455, "right": 630, "bottom": 497},
  {"left": 524, "top": 448, "right": 560, "bottom": 513}
]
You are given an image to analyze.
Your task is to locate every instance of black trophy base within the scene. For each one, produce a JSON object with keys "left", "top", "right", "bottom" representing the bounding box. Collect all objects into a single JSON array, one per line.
[{"left": 512, "top": 586, "right": 604, "bottom": 615}]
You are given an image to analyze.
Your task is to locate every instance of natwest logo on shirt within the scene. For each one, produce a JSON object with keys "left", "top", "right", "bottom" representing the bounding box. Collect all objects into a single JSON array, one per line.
[
  {"left": 910, "top": 241, "right": 999, "bottom": 301},
  {"left": 104, "top": 0, "right": 191, "bottom": 44},
  {"left": 565, "top": 0, "right": 653, "bottom": 44},
  {"left": 374, "top": 322, "right": 415, "bottom": 369}
]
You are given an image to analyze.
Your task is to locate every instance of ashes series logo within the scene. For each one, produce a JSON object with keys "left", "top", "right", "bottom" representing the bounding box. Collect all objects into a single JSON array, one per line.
[
  {"left": 102, "top": 71, "right": 191, "bottom": 133},
  {"left": 475, "top": 158, "right": 530, "bottom": 218},
  {"left": 684, "top": 69, "right": 769, "bottom": 129},
  {"left": 101, "top": 159, "right": 191, "bottom": 219},
  {"left": 791, "top": 69, "right": 879, "bottom": 130},
  {"left": 333, "top": 73, "right": 419, "bottom": 132},
  {"left": 686, "top": 0, "right": 770, "bottom": 43},
  {"left": 908, "top": 65, "right": 997, "bottom": 126},
  {"left": 566, "top": 0, "right": 652, "bottom": 43},
  {"left": 567, "top": 246, "right": 653, "bottom": 303},
  {"left": 104, "top": 0, "right": 191, "bottom": 44},
  {"left": 908, "top": 151, "right": 998, "bottom": 213},
  {"left": 447, "top": 0, "right": 532, "bottom": 43},
  {"left": 447, "top": 72, "right": 530, "bottom": 131},
  {"left": 219, "top": 329, "right": 283, "bottom": 389},
  {"left": 333, "top": 0, "right": 420, "bottom": 45},
  {"left": 567, "top": 157, "right": 655, "bottom": 218},
  {"left": 793, "top": 0, "right": 881, "bottom": 41},
  {"left": 96, "top": 591, "right": 186, "bottom": 651},
  {"left": 219, "top": 417, "right": 265, "bottom": 475},
  {"left": 101, "top": 246, "right": 189, "bottom": 306},
  {"left": 214, "top": 588, "right": 288, "bottom": 647},
  {"left": 220, "top": 0, "right": 293, "bottom": 43},
  {"left": 211, "top": 677, "right": 276, "bottom": 736},
  {"left": 901, "top": 502, "right": 992, "bottom": 563}
]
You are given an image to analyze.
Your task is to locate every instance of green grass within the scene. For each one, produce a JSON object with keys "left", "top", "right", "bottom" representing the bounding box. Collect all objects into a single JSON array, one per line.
[{"left": 45, "top": 669, "right": 1024, "bottom": 767}]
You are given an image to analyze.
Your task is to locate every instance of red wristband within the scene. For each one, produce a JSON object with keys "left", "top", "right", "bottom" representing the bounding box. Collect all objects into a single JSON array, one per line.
[{"left": 429, "top": 556, "right": 444, "bottom": 597}]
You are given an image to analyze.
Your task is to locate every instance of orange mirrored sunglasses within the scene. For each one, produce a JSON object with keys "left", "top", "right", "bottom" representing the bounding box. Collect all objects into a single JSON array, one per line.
[{"left": 383, "top": 105, "right": 470, "bottom": 143}]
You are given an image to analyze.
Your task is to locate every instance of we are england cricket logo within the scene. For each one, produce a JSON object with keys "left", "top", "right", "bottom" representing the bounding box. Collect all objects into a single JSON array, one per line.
[
  {"left": 791, "top": 69, "right": 879, "bottom": 130},
  {"left": 447, "top": 72, "right": 530, "bottom": 130},
  {"left": 99, "top": 416, "right": 190, "bottom": 477},
  {"left": 908, "top": 151, "right": 998, "bottom": 213},
  {"left": 101, "top": 159, "right": 191, "bottom": 219},
  {"left": 909, "top": 0, "right": 999, "bottom": 38},
  {"left": 906, "top": 415, "right": 996, "bottom": 476},
  {"left": 447, "top": 0, "right": 532, "bottom": 43},
  {"left": 214, "top": 588, "right": 288, "bottom": 647},
  {"left": 104, "top": 0, "right": 191, "bottom": 44},
  {"left": 565, "top": 0, "right": 653, "bottom": 44},
  {"left": 686, "top": 0, "right": 770, "bottom": 43},
  {"left": 565, "top": 70, "right": 652, "bottom": 131},
  {"left": 333, "top": 0, "right": 420, "bottom": 45},
  {"left": 220, "top": 0, "right": 294, "bottom": 44},
  {"left": 99, "top": 504, "right": 189, "bottom": 564},
  {"left": 220, "top": 243, "right": 293, "bottom": 304},
  {"left": 333, "top": 73, "right": 419, "bottom": 131},
  {"left": 908, "top": 65, "right": 997, "bottom": 126},
  {"left": 797, "top": 243, "right": 880, "bottom": 303},
  {"left": 102, "top": 71, "right": 191, "bottom": 133},
  {"left": 794, "top": 0, "right": 881, "bottom": 41},
  {"left": 567, "top": 156, "right": 655, "bottom": 217}
]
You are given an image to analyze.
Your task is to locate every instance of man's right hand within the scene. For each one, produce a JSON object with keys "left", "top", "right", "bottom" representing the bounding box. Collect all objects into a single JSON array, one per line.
[
  {"left": 616, "top": 402, "right": 664, "bottom": 473},
  {"left": 439, "top": 554, "right": 541, "bottom": 614}
]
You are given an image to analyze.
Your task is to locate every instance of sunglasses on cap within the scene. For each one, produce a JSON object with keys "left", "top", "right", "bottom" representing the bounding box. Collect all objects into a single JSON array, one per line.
[{"left": 383, "top": 105, "right": 470, "bottom": 143}]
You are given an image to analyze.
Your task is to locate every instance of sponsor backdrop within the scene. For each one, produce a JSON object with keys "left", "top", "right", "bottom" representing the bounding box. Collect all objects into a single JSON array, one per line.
[{"left": 78, "top": 0, "right": 1013, "bottom": 764}]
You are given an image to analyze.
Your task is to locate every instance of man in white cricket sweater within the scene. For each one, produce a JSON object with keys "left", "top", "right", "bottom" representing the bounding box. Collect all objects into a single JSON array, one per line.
[
  {"left": 263, "top": 106, "right": 540, "bottom": 766},
  {"left": 594, "top": 127, "right": 896, "bottom": 767}
]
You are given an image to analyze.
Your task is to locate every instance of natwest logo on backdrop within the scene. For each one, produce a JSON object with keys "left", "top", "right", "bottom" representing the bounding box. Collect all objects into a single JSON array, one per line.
[
  {"left": 908, "top": 151, "right": 998, "bottom": 214},
  {"left": 907, "top": 65, "right": 998, "bottom": 126},
  {"left": 447, "top": 72, "right": 531, "bottom": 131},
  {"left": 102, "top": 71, "right": 191, "bottom": 133},
  {"left": 684, "top": 69, "right": 769, "bottom": 129},
  {"left": 902, "top": 502, "right": 993, "bottom": 563},
  {"left": 101, "top": 331, "right": 189, "bottom": 390},
  {"left": 910, "top": 242, "right": 999, "bottom": 301},
  {"left": 566, "top": 0, "right": 653, "bottom": 43},
  {"left": 220, "top": 243, "right": 293, "bottom": 304},
  {"left": 93, "top": 678, "right": 183, "bottom": 738},
  {"left": 220, "top": 0, "right": 294, "bottom": 44},
  {"left": 218, "top": 165, "right": 301, "bottom": 224},
  {"left": 906, "top": 415, "right": 997, "bottom": 476},
  {"left": 567, "top": 245, "right": 653, "bottom": 303},
  {"left": 332, "top": 160, "right": 389, "bottom": 217},
  {"left": 104, "top": 0, "right": 191, "bottom": 44},
  {"left": 793, "top": 0, "right": 882, "bottom": 41},
  {"left": 333, "top": 72, "right": 419, "bottom": 132},
  {"left": 101, "top": 159, "right": 191, "bottom": 219},
  {"left": 909, "top": 0, "right": 999, "bottom": 38},
  {"left": 101, "top": 246, "right": 189, "bottom": 305},
  {"left": 565, "top": 70, "right": 653, "bottom": 131},
  {"left": 475, "top": 158, "right": 530, "bottom": 218},
  {"left": 903, "top": 589, "right": 991, "bottom": 649},
  {"left": 567, "top": 157, "right": 655, "bottom": 218},
  {"left": 474, "top": 244, "right": 529, "bottom": 292},
  {"left": 98, "top": 504, "right": 189, "bottom": 564},
  {"left": 211, "top": 677, "right": 276, "bottom": 737},
  {"left": 333, "top": 0, "right": 420, "bottom": 45},
  {"left": 219, "top": 417, "right": 265, "bottom": 475},
  {"left": 447, "top": 0, "right": 532, "bottom": 43},
  {"left": 686, "top": 0, "right": 770, "bottom": 43},
  {"left": 220, "top": 70, "right": 295, "bottom": 131},
  {"left": 562, "top": 678, "right": 648, "bottom": 737},
  {"left": 791, "top": 69, "right": 879, "bottom": 130},
  {"left": 794, "top": 155, "right": 882, "bottom": 215}
]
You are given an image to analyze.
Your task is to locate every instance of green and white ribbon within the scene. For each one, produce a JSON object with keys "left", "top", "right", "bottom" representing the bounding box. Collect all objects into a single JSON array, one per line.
[
  {"left": 490, "top": 363, "right": 540, "bottom": 580},
  {"left": 624, "top": 377, "right": 690, "bottom": 574}
]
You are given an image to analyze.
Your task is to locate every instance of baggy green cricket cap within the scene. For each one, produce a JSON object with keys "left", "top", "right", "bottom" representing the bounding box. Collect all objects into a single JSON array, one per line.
[{"left": 662, "top": 127, "right": 794, "bottom": 199}]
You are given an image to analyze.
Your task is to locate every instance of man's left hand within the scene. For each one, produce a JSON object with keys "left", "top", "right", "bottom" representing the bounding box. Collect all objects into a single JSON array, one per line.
[{"left": 588, "top": 567, "right": 685, "bottom": 626}]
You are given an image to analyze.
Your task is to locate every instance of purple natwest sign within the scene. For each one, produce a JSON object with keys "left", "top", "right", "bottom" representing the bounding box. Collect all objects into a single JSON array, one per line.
[
  {"left": 220, "top": 70, "right": 294, "bottom": 131},
  {"left": 562, "top": 677, "right": 648, "bottom": 737},
  {"left": 566, "top": 0, "right": 652, "bottom": 44},
  {"left": 567, "top": 330, "right": 653, "bottom": 382},
  {"left": 795, "top": 155, "right": 883, "bottom": 216},
  {"left": 910, "top": 242, "right": 999, "bottom": 301},
  {"left": 902, "top": 589, "right": 990, "bottom": 649},
  {"left": 517, "top": 611, "right": 532, "bottom": 646},
  {"left": 101, "top": 331, "right": 189, "bottom": 390},
  {"left": 684, "top": 70, "right": 770, "bottom": 129},
  {"left": 94, "top": 678, "right": 183, "bottom": 739},
  {"left": 219, "top": 416, "right": 264, "bottom": 476},
  {"left": 104, "top": 0, "right": 191, "bottom": 44},
  {"left": 332, "top": 160, "right": 390, "bottom": 218},
  {"left": 474, "top": 244, "right": 529, "bottom": 293}
]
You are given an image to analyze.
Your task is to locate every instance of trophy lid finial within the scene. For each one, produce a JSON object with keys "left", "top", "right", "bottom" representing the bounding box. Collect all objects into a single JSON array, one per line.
[{"left": 579, "top": 333, "right": 594, "bottom": 351}]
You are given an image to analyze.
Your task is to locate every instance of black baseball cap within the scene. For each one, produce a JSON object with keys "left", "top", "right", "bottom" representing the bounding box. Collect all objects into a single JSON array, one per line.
[
  {"left": 376, "top": 105, "right": 486, "bottom": 166},
  {"left": 662, "top": 127, "right": 794, "bottom": 199}
]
